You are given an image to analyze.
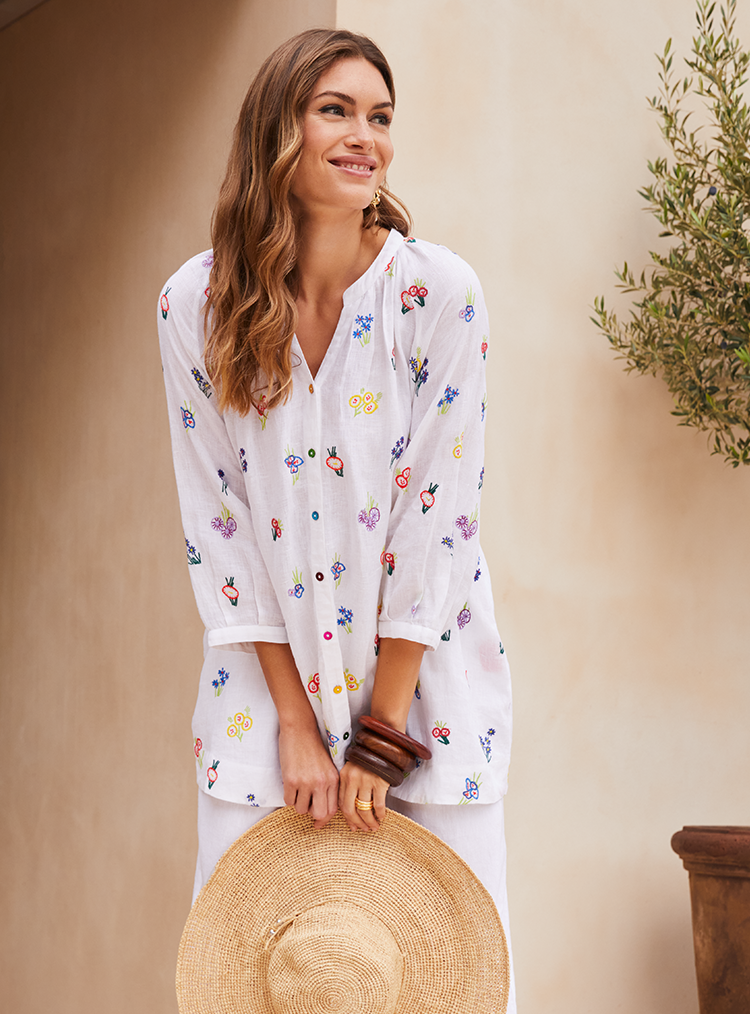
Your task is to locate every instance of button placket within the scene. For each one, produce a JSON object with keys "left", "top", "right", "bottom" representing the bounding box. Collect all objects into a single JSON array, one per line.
[{"left": 303, "top": 374, "right": 351, "bottom": 735}]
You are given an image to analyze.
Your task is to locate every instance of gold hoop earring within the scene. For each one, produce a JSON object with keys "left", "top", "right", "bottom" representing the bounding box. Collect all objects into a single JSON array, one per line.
[{"left": 370, "top": 188, "right": 381, "bottom": 209}]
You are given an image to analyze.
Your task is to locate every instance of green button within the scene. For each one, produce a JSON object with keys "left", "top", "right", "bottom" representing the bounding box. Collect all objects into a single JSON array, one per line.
[{"left": 308, "top": 448, "right": 315, "bottom": 458}]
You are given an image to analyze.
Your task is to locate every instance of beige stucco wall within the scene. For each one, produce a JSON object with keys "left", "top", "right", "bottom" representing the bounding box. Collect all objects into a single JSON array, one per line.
[{"left": 2, "top": 0, "right": 749, "bottom": 1012}]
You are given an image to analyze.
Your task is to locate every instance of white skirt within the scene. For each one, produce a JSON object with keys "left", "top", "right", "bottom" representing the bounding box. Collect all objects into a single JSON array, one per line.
[{"left": 192, "top": 792, "right": 517, "bottom": 1013}]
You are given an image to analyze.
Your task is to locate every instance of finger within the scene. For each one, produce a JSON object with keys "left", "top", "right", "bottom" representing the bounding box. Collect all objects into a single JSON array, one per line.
[
  {"left": 294, "top": 789, "right": 311, "bottom": 817},
  {"left": 339, "top": 765, "right": 371, "bottom": 832},
  {"left": 355, "top": 787, "right": 380, "bottom": 832},
  {"left": 372, "top": 781, "right": 388, "bottom": 825}
]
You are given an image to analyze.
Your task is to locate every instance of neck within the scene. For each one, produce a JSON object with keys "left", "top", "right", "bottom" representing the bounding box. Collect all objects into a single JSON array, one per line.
[{"left": 295, "top": 208, "right": 384, "bottom": 304}]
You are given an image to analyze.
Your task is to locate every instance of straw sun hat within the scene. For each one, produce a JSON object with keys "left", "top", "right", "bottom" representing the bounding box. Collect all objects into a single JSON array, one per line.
[{"left": 177, "top": 807, "right": 509, "bottom": 1014}]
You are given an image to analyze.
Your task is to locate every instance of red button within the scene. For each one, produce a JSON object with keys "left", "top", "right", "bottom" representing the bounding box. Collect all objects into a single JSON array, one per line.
[{"left": 315, "top": 572, "right": 324, "bottom": 581}]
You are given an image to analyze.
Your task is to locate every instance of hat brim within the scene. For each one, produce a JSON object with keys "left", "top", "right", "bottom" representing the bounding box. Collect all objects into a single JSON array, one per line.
[{"left": 177, "top": 807, "right": 509, "bottom": 1014}]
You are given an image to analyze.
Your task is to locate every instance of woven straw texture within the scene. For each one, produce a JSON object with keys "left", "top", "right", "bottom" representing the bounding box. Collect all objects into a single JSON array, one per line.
[{"left": 176, "top": 807, "right": 509, "bottom": 1014}]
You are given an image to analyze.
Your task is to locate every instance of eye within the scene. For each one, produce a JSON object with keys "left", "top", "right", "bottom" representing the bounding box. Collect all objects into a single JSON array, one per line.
[
  {"left": 371, "top": 113, "right": 392, "bottom": 127},
  {"left": 320, "top": 104, "right": 345, "bottom": 116}
]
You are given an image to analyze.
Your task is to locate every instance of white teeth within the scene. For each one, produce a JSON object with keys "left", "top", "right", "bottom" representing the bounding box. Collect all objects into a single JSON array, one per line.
[{"left": 338, "top": 162, "right": 372, "bottom": 172}]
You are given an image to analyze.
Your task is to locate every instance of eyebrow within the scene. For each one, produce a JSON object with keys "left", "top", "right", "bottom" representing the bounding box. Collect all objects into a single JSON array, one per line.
[{"left": 312, "top": 90, "right": 394, "bottom": 110}]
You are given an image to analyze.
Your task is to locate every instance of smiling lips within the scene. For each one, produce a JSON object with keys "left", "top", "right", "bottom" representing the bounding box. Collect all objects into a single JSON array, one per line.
[{"left": 329, "top": 156, "right": 376, "bottom": 175}]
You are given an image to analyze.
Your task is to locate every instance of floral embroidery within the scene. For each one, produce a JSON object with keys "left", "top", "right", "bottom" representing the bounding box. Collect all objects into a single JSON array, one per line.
[
  {"left": 391, "top": 345, "right": 397, "bottom": 370},
  {"left": 227, "top": 708, "right": 253, "bottom": 741},
  {"left": 420, "top": 482, "right": 439, "bottom": 513},
  {"left": 414, "top": 679, "right": 421, "bottom": 699},
  {"left": 479, "top": 728, "right": 496, "bottom": 762},
  {"left": 212, "top": 668, "right": 230, "bottom": 696},
  {"left": 194, "top": 737, "right": 204, "bottom": 768},
  {"left": 327, "top": 728, "right": 339, "bottom": 756},
  {"left": 499, "top": 640, "right": 505, "bottom": 655},
  {"left": 409, "top": 347, "right": 430, "bottom": 394},
  {"left": 349, "top": 389, "right": 381, "bottom": 417},
  {"left": 455, "top": 508, "right": 478, "bottom": 541},
  {"left": 307, "top": 673, "right": 321, "bottom": 699},
  {"left": 191, "top": 367, "right": 212, "bottom": 399},
  {"left": 404, "top": 236, "right": 416, "bottom": 243},
  {"left": 441, "top": 630, "right": 451, "bottom": 641},
  {"left": 212, "top": 503, "right": 237, "bottom": 539},
  {"left": 288, "top": 568, "right": 304, "bottom": 598},
  {"left": 474, "top": 557, "right": 482, "bottom": 582},
  {"left": 478, "top": 467, "right": 484, "bottom": 491},
  {"left": 207, "top": 759, "right": 220, "bottom": 789},
  {"left": 395, "top": 466, "right": 411, "bottom": 491},
  {"left": 481, "top": 393, "right": 487, "bottom": 422},
  {"left": 437, "top": 386, "right": 459, "bottom": 415},
  {"left": 400, "top": 278, "right": 428, "bottom": 314},
  {"left": 326, "top": 447, "right": 344, "bottom": 476},
  {"left": 331, "top": 554, "right": 346, "bottom": 587},
  {"left": 256, "top": 394, "right": 268, "bottom": 430},
  {"left": 222, "top": 576, "right": 239, "bottom": 607},
  {"left": 358, "top": 493, "right": 380, "bottom": 531},
  {"left": 271, "top": 517, "right": 283, "bottom": 541},
  {"left": 460, "top": 772, "right": 482, "bottom": 803},
  {"left": 284, "top": 446, "right": 304, "bottom": 483},
  {"left": 185, "top": 538, "right": 201, "bottom": 565},
  {"left": 432, "top": 721, "right": 450, "bottom": 745},
  {"left": 160, "top": 286, "right": 171, "bottom": 319},
  {"left": 352, "top": 313, "right": 374, "bottom": 346},
  {"left": 337, "top": 607, "right": 353, "bottom": 633},
  {"left": 239, "top": 447, "right": 248, "bottom": 473},
  {"left": 380, "top": 550, "right": 396, "bottom": 575},
  {"left": 481, "top": 335, "right": 488, "bottom": 359},
  {"left": 457, "top": 602, "right": 472, "bottom": 629},
  {"left": 374, "top": 634, "right": 380, "bottom": 656},
  {"left": 202, "top": 253, "right": 214, "bottom": 268},
  {"left": 441, "top": 535, "right": 454, "bottom": 551},
  {"left": 344, "top": 668, "right": 363, "bottom": 691},
  {"left": 390, "top": 436, "right": 405, "bottom": 466},
  {"left": 453, "top": 432, "right": 464, "bottom": 459},
  {"left": 181, "top": 401, "right": 195, "bottom": 429},
  {"left": 218, "top": 469, "right": 228, "bottom": 494},
  {"left": 459, "top": 286, "right": 476, "bottom": 321},
  {"left": 247, "top": 793, "right": 259, "bottom": 807},
  {"left": 385, "top": 256, "right": 395, "bottom": 277}
]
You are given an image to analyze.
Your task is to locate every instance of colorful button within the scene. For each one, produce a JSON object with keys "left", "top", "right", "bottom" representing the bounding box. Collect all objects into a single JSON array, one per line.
[
  {"left": 323, "top": 631, "right": 333, "bottom": 640},
  {"left": 308, "top": 448, "right": 316, "bottom": 458},
  {"left": 315, "top": 572, "right": 324, "bottom": 581},
  {"left": 308, "top": 383, "right": 314, "bottom": 394},
  {"left": 312, "top": 511, "right": 319, "bottom": 520}
]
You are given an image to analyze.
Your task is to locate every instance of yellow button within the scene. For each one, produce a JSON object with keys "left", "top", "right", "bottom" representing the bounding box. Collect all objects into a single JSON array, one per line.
[{"left": 309, "top": 383, "right": 314, "bottom": 394}]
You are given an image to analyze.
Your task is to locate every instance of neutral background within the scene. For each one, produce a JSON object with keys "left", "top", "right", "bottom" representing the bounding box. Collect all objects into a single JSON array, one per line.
[{"left": 2, "top": 0, "right": 749, "bottom": 1011}]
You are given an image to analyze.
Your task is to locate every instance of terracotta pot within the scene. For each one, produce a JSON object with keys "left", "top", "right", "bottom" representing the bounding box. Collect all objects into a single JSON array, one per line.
[{"left": 671, "top": 826, "right": 750, "bottom": 1014}]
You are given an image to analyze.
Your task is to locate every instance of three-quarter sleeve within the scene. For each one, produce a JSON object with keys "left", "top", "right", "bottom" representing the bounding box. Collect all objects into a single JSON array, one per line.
[
  {"left": 157, "top": 255, "right": 288, "bottom": 647},
  {"left": 379, "top": 257, "right": 490, "bottom": 649}
]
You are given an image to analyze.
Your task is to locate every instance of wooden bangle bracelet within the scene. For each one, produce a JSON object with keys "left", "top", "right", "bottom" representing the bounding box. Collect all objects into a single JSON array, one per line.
[
  {"left": 345, "top": 743, "right": 405, "bottom": 787},
  {"left": 354, "top": 729, "right": 417, "bottom": 772},
  {"left": 359, "top": 715, "right": 432, "bottom": 761}
]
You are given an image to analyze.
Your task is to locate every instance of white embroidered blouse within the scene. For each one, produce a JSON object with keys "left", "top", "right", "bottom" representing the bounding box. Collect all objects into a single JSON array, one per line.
[{"left": 158, "top": 229, "right": 512, "bottom": 807}]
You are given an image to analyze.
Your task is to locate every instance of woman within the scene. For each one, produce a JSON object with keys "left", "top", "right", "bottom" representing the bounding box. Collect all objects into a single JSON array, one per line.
[{"left": 159, "top": 27, "right": 514, "bottom": 1007}]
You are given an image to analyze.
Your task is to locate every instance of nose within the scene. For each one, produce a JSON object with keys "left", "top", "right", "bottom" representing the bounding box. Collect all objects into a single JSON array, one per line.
[{"left": 346, "top": 114, "right": 375, "bottom": 150}]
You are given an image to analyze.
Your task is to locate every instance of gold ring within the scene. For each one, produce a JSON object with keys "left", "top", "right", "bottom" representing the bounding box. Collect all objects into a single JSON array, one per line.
[{"left": 354, "top": 797, "right": 374, "bottom": 811}]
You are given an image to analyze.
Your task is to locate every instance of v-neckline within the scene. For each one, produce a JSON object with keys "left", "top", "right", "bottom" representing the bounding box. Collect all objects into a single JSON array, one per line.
[{"left": 293, "top": 230, "right": 401, "bottom": 384}]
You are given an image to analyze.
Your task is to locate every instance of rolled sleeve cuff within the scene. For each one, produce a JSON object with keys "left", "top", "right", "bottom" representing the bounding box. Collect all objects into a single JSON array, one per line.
[
  {"left": 377, "top": 620, "right": 439, "bottom": 651},
  {"left": 207, "top": 625, "right": 289, "bottom": 648}
]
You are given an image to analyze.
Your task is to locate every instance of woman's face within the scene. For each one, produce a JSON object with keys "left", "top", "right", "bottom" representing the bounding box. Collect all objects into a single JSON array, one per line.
[{"left": 292, "top": 57, "right": 394, "bottom": 216}]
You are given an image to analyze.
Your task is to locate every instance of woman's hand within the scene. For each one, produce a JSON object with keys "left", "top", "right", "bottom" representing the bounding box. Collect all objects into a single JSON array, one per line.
[
  {"left": 279, "top": 721, "right": 340, "bottom": 829},
  {"left": 338, "top": 760, "right": 389, "bottom": 832},
  {"left": 255, "top": 641, "right": 340, "bottom": 829}
]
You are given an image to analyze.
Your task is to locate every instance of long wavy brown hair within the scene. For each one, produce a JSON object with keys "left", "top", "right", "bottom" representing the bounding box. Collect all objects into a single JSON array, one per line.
[{"left": 204, "top": 29, "right": 412, "bottom": 415}]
